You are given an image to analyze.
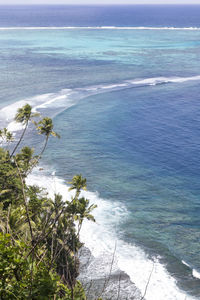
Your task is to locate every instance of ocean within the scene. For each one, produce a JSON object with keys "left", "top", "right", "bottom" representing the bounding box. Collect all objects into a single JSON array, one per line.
[{"left": 0, "top": 5, "right": 200, "bottom": 299}]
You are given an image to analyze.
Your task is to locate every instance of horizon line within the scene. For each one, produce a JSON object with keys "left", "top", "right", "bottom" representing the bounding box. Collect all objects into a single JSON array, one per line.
[{"left": 1, "top": 3, "right": 200, "bottom": 6}]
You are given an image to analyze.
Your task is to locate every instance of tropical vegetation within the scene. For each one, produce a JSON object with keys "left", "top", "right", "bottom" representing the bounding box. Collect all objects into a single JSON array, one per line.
[{"left": 0, "top": 104, "right": 97, "bottom": 299}]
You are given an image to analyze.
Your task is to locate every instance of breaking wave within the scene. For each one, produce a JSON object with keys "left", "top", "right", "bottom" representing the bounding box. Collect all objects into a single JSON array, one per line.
[
  {"left": 182, "top": 261, "right": 200, "bottom": 280},
  {"left": 26, "top": 171, "right": 197, "bottom": 300},
  {"left": 1, "top": 26, "right": 200, "bottom": 30},
  {"left": 1, "top": 74, "right": 200, "bottom": 133}
]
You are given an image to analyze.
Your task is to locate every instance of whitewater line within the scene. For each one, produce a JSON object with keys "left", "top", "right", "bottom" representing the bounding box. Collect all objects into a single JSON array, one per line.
[
  {"left": 1, "top": 74, "right": 200, "bottom": 134},
  {"left": 27, "top": 172, "right": 198, "bottom": 300},
  {"left": 1, "top": 26, "right": 200, "bottom": 30}
]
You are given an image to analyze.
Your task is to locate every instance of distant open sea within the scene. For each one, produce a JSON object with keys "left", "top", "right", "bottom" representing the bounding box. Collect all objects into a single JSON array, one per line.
[{"left": 1, "top": 5, "right": 200, "bottom": 299}]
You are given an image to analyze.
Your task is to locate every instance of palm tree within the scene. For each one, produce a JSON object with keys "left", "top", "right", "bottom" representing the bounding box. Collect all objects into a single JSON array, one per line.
[
  {"left": 0, "top": 203, "right": 30, "bottom": 240},
  {"left": 37, "top": 117, "right": 60, "bottom": 158},
  {"left": 16, "top": 146, "right": 36, "bottom": 176},
  {"left": 11, "top": 104, "right": 39, "bottom": 157},
  {"left": 47, "top": 194, "right": 81, "bottom": 293},
  {"left": 68, "top": 175, "right": 87, "bottom": 199}
]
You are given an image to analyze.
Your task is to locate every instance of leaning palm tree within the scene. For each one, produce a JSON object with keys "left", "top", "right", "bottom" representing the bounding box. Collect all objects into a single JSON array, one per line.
[
  {"left": 26, "top": 117, "right": 60, "bottom": 174},
  {"left": 11, "top": 104, "right": 39, "bottom": 157},
  {"left": 37, "top": 117, "right": 60, "bottom": 157}
]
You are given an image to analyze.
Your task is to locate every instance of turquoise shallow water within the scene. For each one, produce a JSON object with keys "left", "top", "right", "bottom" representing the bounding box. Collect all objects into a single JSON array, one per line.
[{"left": 1, "top": 6, "right": 200, "bottom": 299}]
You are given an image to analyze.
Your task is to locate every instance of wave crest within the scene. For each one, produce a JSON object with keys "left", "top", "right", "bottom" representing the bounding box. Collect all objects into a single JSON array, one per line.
[
  {"left": 1, "top": 74, "right": 200, "bottom": 133},
  {"left": 1, "top": 26, "right": 200, "bottom": 31},
  {"left": 26, "top": 171, "right": 196, "bottom": 300}
]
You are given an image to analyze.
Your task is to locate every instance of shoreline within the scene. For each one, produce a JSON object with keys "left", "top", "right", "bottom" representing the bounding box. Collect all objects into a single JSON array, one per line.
[
  {"left": 78, "top": 246, "right": 142, "bottom": 300},
  {"left": 26, "top": 171, "right": 196, "bottom": 300}
]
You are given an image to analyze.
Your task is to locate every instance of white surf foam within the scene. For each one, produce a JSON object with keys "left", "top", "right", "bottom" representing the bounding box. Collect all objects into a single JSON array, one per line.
[
  {"left": 182, "top": 260, "right": 190, "bottom": 268},
  {"left": 27, "top": 171, "right": 197, "bottom": 300},
  {"left": 182, "top": 261, "right": 200, "bottom": 280},
  {"left": 0, "top": 26, "right": 200, "bottom": 31},
  {"left": 33, "top": 90, "right": 75, "bottom": 112},
  {"left": 0, "top": 97, "right": 49, "bottom": 134},
  {"left": 0, "top": 94, "right": 53, "bottom": 123},
  {"left": 0, "top": 90, "right": 75, "bottom": 133},
  {"left": 128, "top": 75, "right": 200, "bottom": 86},
  {"left": 7, "top": 121, "right": 24, "bottom": 133},
  {"left": 82, "top": 75, "right": 200, "bottom": 97},
  {"left": 2, "top": 75, "right": 200, "bottom": 134},
  {"left": 192, "top": 269, "right": 200, "bottom": 280}
]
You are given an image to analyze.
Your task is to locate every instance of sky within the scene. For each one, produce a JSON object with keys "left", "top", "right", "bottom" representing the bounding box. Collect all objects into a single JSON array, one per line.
[{"left": 1, "top": 0, "right": 200, "bottom": 4}]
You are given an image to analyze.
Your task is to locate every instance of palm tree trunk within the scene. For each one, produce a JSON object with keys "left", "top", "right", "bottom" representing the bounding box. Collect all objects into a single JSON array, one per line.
[
  {"left": 39, "top": 135, "right": 49, "bottom": 158},
  {"left": 10, "top": 121, "right": 28, "bottom": 157},
  {"left": 27, "top": 135, "right": 49, "bottom": 175}
]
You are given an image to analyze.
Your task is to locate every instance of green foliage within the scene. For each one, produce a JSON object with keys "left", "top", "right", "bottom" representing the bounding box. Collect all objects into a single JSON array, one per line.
[
  {"left": 0, "top": 233, "right": 66, "bottom": 300},
  {"left": 15, "top": 146, "right": 38, "bottom": 176},
  {"left": 11, "top": 104, "right": 40, "bottom": 158},
  {"left": 0, "top": 104, "right": 96, "bottom": 299},
  {"left": 68, "top": 175, "right": 87, "bottom": 194},
  {"left": 37, "top": 117, "right": 60, "bottom": 138},
  {"left": 14, "top": 104, "right": 37, "bottom": 124},
  {"left": 0, "top": 128, "right": 13, "bottom": 144},
  {"left": 0, "top": 148, "right": 23, "bottom": 209}
]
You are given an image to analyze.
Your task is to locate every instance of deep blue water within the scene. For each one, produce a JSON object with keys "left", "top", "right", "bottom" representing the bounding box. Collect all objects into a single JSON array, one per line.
[
  {"left": 1, "top": 5, "right": 200, "bottom": 27},
  {"left": 1, "top": 5, "right": 200, "bottom": 299}
]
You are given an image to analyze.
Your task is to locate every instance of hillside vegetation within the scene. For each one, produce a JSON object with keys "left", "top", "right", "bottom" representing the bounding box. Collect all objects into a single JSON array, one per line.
[{"left": 0, "top": 104, "right": 98, "bottom": 300}]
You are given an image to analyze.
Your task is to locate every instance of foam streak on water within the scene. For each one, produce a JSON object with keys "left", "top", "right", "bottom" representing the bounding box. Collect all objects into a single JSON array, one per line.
[
  {"left": 1, "top": 26, "right": 200, "bottom": 30},
  {"left": 1, "top": 74, "right": 200, "bottom": 134}
]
